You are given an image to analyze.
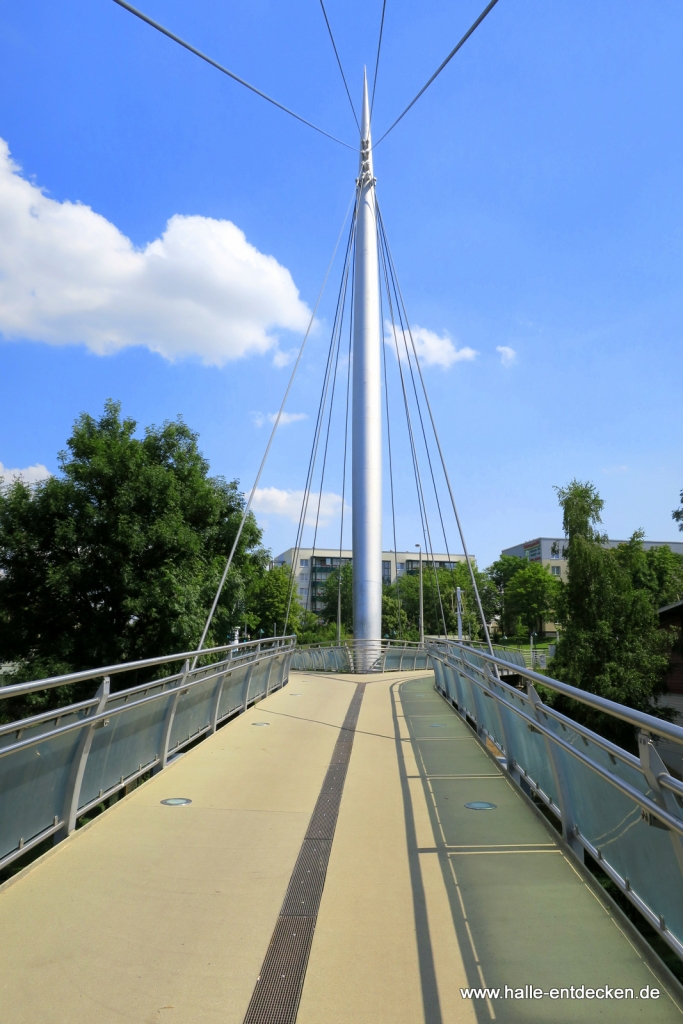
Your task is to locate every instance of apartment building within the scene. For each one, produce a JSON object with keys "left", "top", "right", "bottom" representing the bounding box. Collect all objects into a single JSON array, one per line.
[
  {"left": 273, "top": 547, "right": 469, "bottom": 614},
  {"left": 502, "top": 536, "right": 683, "bottom": 583}
]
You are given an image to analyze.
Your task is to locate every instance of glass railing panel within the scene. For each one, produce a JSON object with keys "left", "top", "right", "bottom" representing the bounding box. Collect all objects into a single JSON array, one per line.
[
  {"left": 80, "top": 688, "right": 174, "bottom": 806},
  {"left": 217, "top": 666, "right": 249, "bottom": 719},
  {"left": 0, "top": 715, "right": 86, "bottom": 859},
  {"left": 169, "top": 674, "right": 220, "bottom": 753},
  {"left": 558, "top": 747, "right": 683, "bottom": 943},
  {"left": 501, "top": 702, "right": 559, "bottom": 807}
]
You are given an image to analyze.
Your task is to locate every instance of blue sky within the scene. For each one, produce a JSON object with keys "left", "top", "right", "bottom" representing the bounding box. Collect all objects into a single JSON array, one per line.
[{"left": 0, "top": 0, "right": 682, "bottom": 568}]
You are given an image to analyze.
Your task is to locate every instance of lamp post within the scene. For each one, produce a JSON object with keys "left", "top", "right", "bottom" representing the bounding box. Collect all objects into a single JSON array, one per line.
[{"left": 416, "top": 544, "right": 424, "bottom": 646}]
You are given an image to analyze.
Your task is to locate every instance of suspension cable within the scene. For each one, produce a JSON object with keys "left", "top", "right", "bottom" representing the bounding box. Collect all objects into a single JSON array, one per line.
[
  {"left": 370, "top": 0, "right": 388, "bottom": 114},
  {"left": 283, "top": 191, "right": 360, "bottom": 633},
  {"left": 337, "top": 257, "right": 354, "bottom": 645},
  {"left": 379, "top": 257, "right": 403, "bottom": 639},
  {"left": 193, "top": 190, "right": 356, "bottom": 663},
  {"left": 377, "top": 207, "right": 455, "bottom": 576},
  {"left": 377, "top": 205, "right": 496, "bottom": 657},
  {"left": 377, "top": 216, "right": 448, "bottom": 638},
  {"left": 373, "top": 0, "right": 501, "bottom": 147},
  {"left": 305, "top": 237, "right": 354, "bottom": 614},
  {"left": 112, "top": 0, "right": 356, "bottom": 151},
  {"left": 318, "top": 0, "right": 360, "bottom": 131}
]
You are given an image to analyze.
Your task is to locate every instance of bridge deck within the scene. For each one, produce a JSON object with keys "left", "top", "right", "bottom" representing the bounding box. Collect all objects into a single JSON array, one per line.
[{"left": 1, "top": 671, "right": 681, "bottom": 1022}]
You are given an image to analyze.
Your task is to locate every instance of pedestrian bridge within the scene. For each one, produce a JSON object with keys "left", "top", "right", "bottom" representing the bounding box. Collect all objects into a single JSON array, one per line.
[{"left": 1, "top": 639, "right": 683, "bottom": 1022}]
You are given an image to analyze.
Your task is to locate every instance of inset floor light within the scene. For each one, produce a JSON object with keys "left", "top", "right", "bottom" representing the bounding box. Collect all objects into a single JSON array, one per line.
[
  {"left": 252, "top": 722, "right": 270, "bottom": 727},
  {"left": 465, "top": 802, "right": 497, "bottom": 810},
  {"left": 160, "top": 798, "right": 192, "bottom": 806}
]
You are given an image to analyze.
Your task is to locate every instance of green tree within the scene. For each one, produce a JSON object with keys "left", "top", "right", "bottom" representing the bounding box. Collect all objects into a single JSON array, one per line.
[
  {"left": 320, "top": 564, "right": 353, "bottom": 631},
  {"left": 504, "top": 561, "right": 561, "bottom": 636},
  {"left": 0, "top": 401, "right": 270, "bottom": 706},
  {"left": 550, "top": 479, "right": 674, "bottom": 744},
  {"left": 245, "top": 563, "right": 302, "bottom": 639},
  {"left": 486, "top": 554, "right": 527, "bottom": 635},
  {"left": 382, "top": 561, "right": 494, "bottom": 640}
]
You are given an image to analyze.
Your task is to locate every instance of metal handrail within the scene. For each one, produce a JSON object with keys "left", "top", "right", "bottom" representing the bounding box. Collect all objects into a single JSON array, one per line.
[
  {"left": 430, "top": 638, "right": 683, "bottom": 747},
  {"left": 0, "top": 635, "right": 296, "bottom": 871},
  {"left": 427, "top": 638, "right": 683, "bottom": 962},
  {"left": 0, "top": 635, "right": 296, "bottom": 699}
]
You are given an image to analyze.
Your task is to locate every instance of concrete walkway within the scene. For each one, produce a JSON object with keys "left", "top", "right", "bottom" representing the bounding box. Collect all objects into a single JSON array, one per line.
[{"left": 0, "top": 671, "right": 681, "bottom": 1022}]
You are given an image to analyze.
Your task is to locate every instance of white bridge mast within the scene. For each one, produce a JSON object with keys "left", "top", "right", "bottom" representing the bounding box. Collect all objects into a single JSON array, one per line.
[{"left": 352, "top": 72, "right": 382, "bottom": 672}]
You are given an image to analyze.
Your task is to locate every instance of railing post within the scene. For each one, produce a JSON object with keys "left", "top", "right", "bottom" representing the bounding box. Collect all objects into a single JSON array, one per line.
[
  {"left": 56, "top": 675, "right": 111, "bottom": 841},
  {"left": 154, "top": 659, "right": 189, "bottom": 774},
  {"left": 264, "top": 655, "right": 276, "bottom": 697},
  {"left": 208, "top": 654, "right": 231, "bottom": 735},
  {"left": 242, "top": 661, "right": 255, "bottom": 712},
  {"left": 483, "top": 664, "right": 521, "bottom": 783},
  {"left": 527, "top": 683, "right": 583, "bottom": 859}
]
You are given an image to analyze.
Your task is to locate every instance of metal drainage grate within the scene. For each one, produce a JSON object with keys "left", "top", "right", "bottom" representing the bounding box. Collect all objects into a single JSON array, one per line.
[{"left": 243, "top": 683, "right": 366, "bottom": 1024}]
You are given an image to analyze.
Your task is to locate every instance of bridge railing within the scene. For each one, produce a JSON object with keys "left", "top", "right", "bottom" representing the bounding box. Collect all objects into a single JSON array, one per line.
[
  {"left": 290, "top": 639, "right": 432, "bottom": 673},
  {"left": 428, "top": 638, "right": 683, "bottom": 963},
  {"left": 0, "top": 636, "right": 295, "bottom": 871},
  {"left": 290, "top": 642, "right": 353, "bottom": 673}
]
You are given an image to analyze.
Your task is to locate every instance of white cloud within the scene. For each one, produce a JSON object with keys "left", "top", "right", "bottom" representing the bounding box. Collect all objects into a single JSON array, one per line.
[
  {"left": 385, "top": 322, "right": 477, "bottom": 368},
  {"left": 252, "top": 487, "right": 347, "bottom": 526},
  {"left": 0, "top": 461, "right": 51, "bottom": 485},
  {"left": 0, "top": 139, "right": 311, "bottom": 366},
  {"left": 252, "top": 411, "right": 308, "bottom": 428},
  {"left": 496, "top": 345, "right": 517, "bottom": 367}
]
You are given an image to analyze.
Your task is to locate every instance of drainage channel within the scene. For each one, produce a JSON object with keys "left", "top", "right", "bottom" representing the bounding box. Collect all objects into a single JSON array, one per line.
[{"left": 243, "top": 682, "right": 366, "bottom": 1024}]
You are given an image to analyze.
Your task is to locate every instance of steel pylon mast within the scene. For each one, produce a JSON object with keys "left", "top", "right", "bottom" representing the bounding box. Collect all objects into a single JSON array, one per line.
[{"left": 352, "top": 72, "right": 382, "bottom": 672}]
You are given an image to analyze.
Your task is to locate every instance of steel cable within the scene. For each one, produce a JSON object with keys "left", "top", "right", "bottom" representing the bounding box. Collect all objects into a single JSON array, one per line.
[
  {"left": 318, "top": 0, "right": 360, "bottom": 130},
  {"left": 193, "top": 191, "right": 356, "bottom": 661},
  {"left": 373, "top": 0, "right": 501, "bottom": 147},
  {"left": 376, "top": 204, "right": 496, "bottom": 657},
  {"left": 377, "top": 211, "right": 448, "bottom": 638},
  {"left": 112, "top": 0, "right": 356, "bottom": 150},
  {"left": 370, "top": 0, "right": 388, "bottom": 114},
  {"left": 283, "top": 191, "right": 360, "bottom": 633}
]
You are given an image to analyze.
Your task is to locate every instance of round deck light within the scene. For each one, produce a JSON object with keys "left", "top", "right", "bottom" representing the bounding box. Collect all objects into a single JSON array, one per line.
[
  {"left": 465, "top": 801, "right": 497, "bottom": 810},
  {"left": 252, "top": 721, "right": 270, "bottom": 727},
  {"left": 160, "top": 798, "right": 192, "bottom": 806}
]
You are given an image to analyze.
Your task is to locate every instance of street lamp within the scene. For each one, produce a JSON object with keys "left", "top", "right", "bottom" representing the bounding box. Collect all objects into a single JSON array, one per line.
[{"left": 415, "top": 544, "right": 424, "bottom": 646}]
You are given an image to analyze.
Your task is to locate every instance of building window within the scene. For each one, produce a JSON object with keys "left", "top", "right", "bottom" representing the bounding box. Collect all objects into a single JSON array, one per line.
[
  {"left": 299, "top": 587, "right": 308, "bottom": 596},
  {"left": 551, "top": 566, "right": 561, "bottom": 576},
  {"left": 300, "top": 559, "right": 309, "bottom": 568},
  {"left": 397, "top": 562, "right": 405, "bottom": 572},
  {"left": 299, "top": 572, "right": 308, "bottom": 581},
  {"left": 382, "top": 560, "right": 392, "bottom": 584}
]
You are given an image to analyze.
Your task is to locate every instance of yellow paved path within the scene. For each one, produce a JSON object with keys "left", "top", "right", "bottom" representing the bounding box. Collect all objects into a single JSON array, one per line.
[{"left": 0, "top": 671, "right": 681, "bottom": 1023}]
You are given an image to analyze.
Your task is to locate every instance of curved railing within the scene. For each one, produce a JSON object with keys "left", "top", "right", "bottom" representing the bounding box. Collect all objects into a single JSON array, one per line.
[
  {"left": 290, "top": 643, "right": 353, "bottom": 673},
  {"left": 0, "top": 636, "right": 295, "bottom": 871},
  {"left": 428, "top": 638, "right": 683, "bottom": 962}
]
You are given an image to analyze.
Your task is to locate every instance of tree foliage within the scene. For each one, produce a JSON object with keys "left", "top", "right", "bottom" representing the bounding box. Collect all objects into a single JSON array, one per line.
[
  {"left": 0, "top": 401, "right": 302, "bottom": 707},
  {"left": 504, "top": 561, "right": 561, "bottom": 636},
  {"left": 485, "top": 554, "right": 527, "bottom": 636},
  {"left": 319, "top": 564, "right": 353, "bottom": 631},
  {"left": 550, "top": 479, "right": 678, "bottom": 743}
]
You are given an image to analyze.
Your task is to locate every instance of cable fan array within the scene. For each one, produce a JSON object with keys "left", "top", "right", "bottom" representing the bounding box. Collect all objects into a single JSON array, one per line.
[{"left": 280, "top": 190, "right": 494, "bottom": 650}]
